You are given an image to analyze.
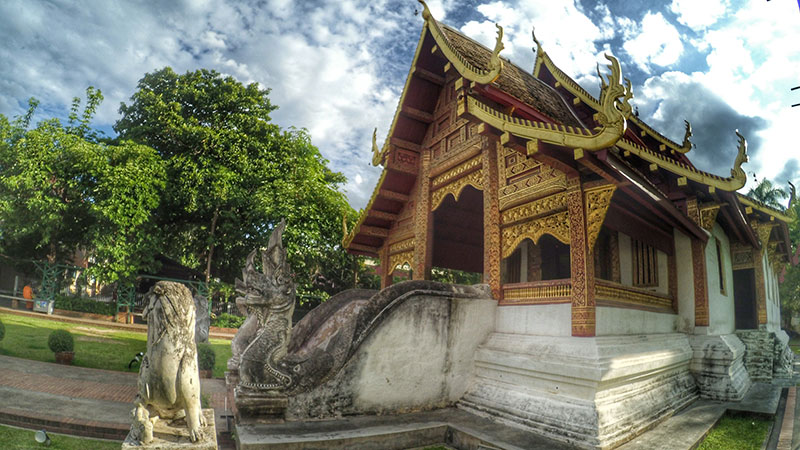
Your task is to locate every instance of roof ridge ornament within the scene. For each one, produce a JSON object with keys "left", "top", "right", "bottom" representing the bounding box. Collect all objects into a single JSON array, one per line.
[
  {"left": 371, "top": 128, "right": 383, "bottom": 166},
  {"left": 731, "top": 130, "right": 748, "bottom": 182},
  {"left": 681, "top": 120, "right": 693, "bottom": 152},
  {"left": 418, "top": 0, "right": 504, "bottom": 84}
]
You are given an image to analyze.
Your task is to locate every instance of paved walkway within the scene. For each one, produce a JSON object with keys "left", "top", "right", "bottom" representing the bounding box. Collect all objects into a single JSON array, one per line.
[{"left": 0, "top": 354, "right": 233, "bottom": 447}]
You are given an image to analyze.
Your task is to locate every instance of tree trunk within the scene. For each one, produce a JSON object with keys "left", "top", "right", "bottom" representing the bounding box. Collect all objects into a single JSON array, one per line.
[{"left": 205, "top": 209, "right": 219, "bottom": 284}]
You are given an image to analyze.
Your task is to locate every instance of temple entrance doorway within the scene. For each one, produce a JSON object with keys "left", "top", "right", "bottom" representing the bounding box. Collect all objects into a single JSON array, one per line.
[
  {"left": 501, "top": 235, "right": 570, "bottom": 284},
  {"left": 431, "top": 186, "right": 484, "bottom": 281},
  {"left": 733, "top": 268, "right": 757, "bottom": 329}
]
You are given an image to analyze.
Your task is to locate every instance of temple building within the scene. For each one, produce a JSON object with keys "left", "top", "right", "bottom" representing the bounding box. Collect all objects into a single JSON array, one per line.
[{"left": 343, "top": 2, "right": 797, "bottom": 447}]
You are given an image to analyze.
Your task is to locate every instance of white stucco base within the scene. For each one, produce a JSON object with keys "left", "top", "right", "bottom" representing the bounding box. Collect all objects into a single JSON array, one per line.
[
  {"left": 459, "top": 333, "right": 698, "bottom": 449},
  {"left": 688, "top": 334, "right": 751, "bottom": 401}
]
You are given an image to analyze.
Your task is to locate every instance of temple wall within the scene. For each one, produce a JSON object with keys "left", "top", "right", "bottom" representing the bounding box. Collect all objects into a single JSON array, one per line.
[
  {"left": 675, "top": 229, "right": 696, "bottom": 333},
  {"left": 495, "top": 304, "right": 571, "bottom": 336},
  {"left": 595, "top": 307, "right": 676, "bottom": 335},
  {"left": 705, "top": 223, "right": 735, "bottom": 335},
  {"left": 764, "top": 251, "right": 781, "bottom": 332}
]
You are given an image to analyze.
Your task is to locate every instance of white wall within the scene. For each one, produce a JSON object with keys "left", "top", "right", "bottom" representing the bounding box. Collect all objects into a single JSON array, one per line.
[
  {"left": 705, "top": 223, "right": 735, "bottom": 335},
  {"left": 596, "top": 307, "right": 677, "bottom": 335},
  {"left": 674, "top": 229, "right": 695, "bottom": 333},
  {"left": 764, "top": 249, "right": 781, "bottom": 332},
  {"left": 496, "top": 303, "right": 572, "bottom": 336}
]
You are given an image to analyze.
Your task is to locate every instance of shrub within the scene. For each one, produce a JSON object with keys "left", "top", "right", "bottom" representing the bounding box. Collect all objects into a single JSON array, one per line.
[
  {"left": 0, "top": 319, "right": 4, "bottom": 342},
  {"left": 54, "top": 295, "right": 115, "bottom": 316},
  {"left": 54, "top": 295, "right": 116, "bottom": 316},
  {"left": 48, "top": 329, "right": 74, "bottom": 353},
  {"left": 197, "top": 344, "right": 216, "bottom": 371},
  {"left": 211, "top": 313, "right": 244, "bottom": 329}
]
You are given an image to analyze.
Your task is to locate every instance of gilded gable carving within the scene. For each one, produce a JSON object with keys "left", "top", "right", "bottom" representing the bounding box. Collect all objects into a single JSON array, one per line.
[{"left": 497, "top": 146, "right": 567, "bottom": 209}]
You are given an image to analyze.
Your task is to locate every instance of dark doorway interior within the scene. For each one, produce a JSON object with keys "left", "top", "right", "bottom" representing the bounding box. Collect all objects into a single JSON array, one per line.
[{"left": 733, "top": 268, "right": 757, "bottom": 329}]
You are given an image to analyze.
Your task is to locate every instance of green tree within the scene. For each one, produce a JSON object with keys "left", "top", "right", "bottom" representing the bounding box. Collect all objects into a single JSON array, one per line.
[
  {"left": 0, "top": 90, "right": 166, "bottom": 283},
  {"left": 747, "top": 179, "right": 788, "bottom": 209},
  {"left": 780, "top": 184, "right": 799, "bottom": 328},
  {"left": 114, "top": 67, "right": 360, "bottom": 298}
]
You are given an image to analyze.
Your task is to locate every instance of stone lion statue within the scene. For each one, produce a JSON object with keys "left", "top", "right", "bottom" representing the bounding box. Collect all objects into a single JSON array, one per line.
[{"left": 130, "top": 281, "right": 205, "bottom": 444}]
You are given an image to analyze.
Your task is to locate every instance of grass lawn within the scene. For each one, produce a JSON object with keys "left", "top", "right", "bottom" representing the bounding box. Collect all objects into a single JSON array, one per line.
[
  {"left": 0, "top": 424, "right": 119, "bottom": 450},
  {"left": 789, "top": 337, "right": 800, "bottom": 355},
  {"left": 0, "top": 313, "right": 232, "bottom": 378},
  {"left": 697, "top": 414, "right": 771, "bottom": 450}
]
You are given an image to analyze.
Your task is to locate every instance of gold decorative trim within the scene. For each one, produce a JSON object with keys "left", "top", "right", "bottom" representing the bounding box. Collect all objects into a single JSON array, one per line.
[
  {"left": 501, "top": 280, "right": 572, "bottom": 305},
  {"left": 419, "top": 0, "right": 504, "bottom": 85},
  {"left": 432, "top": 155, "right": 481, "bottom": 188},
  {"left": 389, "top": 238, "right": 415, "bottom": 254},
  {"left": 461, "top": 54, "right": 632, "bottom": 151},
  {"left": 388, "top": 250, "right": 414, "bottom": 275},
  {"left": 738, "top": 194, "right": 794, "bottom": 223},
  {"left": 584, "top": 185, "right": 616, "bottom": 253},
  {"left": 753, "top": 221, "right": 777, "bottom": 248},
  {"left": 501, "top": 211, "right": 570, "bottom": 258},
  {"left": 500, "top": 192, "right": 568, "bottom": 225},
  {"left": 371, "top": 128, "right": 382, "bottom": 166},
  {"left": 699, "top": 204, "right": 720, "bottom": 231},
  {"left": 596, "top": 281, "right": 673, "bottom": 310},
  {"left": 767, "top": 242, "right": 783, "bottom": 276},
  {"left": 616, "top": 135, "right": 747, "bottom": 192},
  {"left": 431, "top": 170, "right": 483, "bottom": 211}
]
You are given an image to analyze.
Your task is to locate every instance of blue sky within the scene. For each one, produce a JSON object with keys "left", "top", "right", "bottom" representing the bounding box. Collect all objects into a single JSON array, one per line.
[{"left": 1, "top": 0, "right": 798, "bottom": 209}]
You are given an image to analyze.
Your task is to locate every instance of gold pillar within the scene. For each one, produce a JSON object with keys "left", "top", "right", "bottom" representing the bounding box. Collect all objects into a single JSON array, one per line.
[
  {"left": 567, "top": 176, "right": 595, "bottom": 337},
  {"left": 380, "top": 245, "right": 392, "bottom": 289},
  {"left": 413, "top": 150, "right": 433, "bottom": 280},
  {"left": 754, "top": 248, "right": 767, "bottom": 325},
  {"left": 483, "top": 138, "right": 501, "bottom": 299},
  {"left": 691, "top": 238, "right": 709, "bottom": 327}
]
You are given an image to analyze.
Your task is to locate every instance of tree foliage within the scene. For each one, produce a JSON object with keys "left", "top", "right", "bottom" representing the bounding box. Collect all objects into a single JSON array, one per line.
[
  {"left": 114, "top": 67, "right": 365, "bottom": 298},
  {"left": 780, "top": 190, "right": 799, "bottom": 327},
  {"left": 0, "top": 90, "right": 166, "bottom": 283},
  {"left": 747, "top": 178, "right": 788, "bottom": 210}
]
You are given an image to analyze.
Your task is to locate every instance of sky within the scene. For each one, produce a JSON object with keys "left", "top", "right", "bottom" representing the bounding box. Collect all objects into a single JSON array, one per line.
[{"left": 1, "top": 0, "right": 799, "bottom": 210}]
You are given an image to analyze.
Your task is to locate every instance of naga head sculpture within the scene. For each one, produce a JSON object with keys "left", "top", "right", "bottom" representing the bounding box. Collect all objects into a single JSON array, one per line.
[
  {"left": 595, "top": 54, "right": 633, "bottom": 129},
  {"left": 235, "top": 219, "right": 295, "bottom": 314}
]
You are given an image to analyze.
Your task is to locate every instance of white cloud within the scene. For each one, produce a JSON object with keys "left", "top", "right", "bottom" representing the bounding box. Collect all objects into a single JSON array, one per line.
[
  {"left": 622, "top": 12, "right": 684, "bottom": 73},
  {"left": 669, "top": 0, "right": 729, "bottom": 30}
]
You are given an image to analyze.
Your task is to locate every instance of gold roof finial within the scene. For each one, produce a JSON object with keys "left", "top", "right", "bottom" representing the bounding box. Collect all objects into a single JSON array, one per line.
[
  {"left": 371, "top": 128, "right": 383, "bottom": 166},
  {"left": 418, "top": 0, "right": 504, "bottom": 84},
  {"left": 595, "top": 54, "right": 633, "bottom": 129},
  {"left": 681, "top": 120, "right": 693, "bottom": 152},
  {"left": 731, "top": 130, "right": 749, "bottom": 181}
]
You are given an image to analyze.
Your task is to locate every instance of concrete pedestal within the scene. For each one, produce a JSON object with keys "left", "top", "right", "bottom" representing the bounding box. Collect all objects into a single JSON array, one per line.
[
  {"left": 458, "top": 333, "right": 698, "bottom": 449},
  {"left": 688, "top": 334, "right": 751, "bottom": 401}
]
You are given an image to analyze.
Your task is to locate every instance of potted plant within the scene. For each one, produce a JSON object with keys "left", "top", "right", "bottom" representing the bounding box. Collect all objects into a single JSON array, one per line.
[
  {"left": 197, "top": 344, "right": 215, "bottom": 378},
  {"left": 48, "top": 329, "right": 74, "bottom": 365}
]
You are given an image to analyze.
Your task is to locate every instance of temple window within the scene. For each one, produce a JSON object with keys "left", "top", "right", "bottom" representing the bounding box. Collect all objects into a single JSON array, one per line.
[
  {"left": 593, "top": 227, "right": 619, "bottom": 282},
  {"left": 631, "top": 238, "right": 658, "bottom": 287},
  {"left": 501, "top": 235, "right": 570, "bottom": 284}
]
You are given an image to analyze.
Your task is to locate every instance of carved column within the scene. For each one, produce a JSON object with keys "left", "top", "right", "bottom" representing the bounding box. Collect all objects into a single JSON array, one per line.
[
  {"left": 483, "top": 138, "right": 501, "bottom": 299},
  {"left": 691, "top": 238, "right": 709, "bottom": 327},
  {"left": 413, "top": 149, "right": 433, "bottom": 280},
  {"left": 379, "top": 245, "right": 392, "bottom": 289},
  {"left": 568, "top": 176, "right": 595, "bottom": 337},
  {"left": 609, "top": 230, "right": 621, "bottom": 283},
  {"left": 753, "top": 222, "right": 772, "bottom": 326}
]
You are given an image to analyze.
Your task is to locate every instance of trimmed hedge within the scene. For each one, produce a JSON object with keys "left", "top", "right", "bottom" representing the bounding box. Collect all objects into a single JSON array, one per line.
[
  {"left": 211, "top": 313, "right": 244, "bottom": 329},
  {"left": 197, "top": 344, "right": 216, "bottom": 370},
  {"left": 48, "top": 329, "right": 74, "bottom": 353},
  {"left": 54, "top": 295, "right": 116, "bottom": 316}
]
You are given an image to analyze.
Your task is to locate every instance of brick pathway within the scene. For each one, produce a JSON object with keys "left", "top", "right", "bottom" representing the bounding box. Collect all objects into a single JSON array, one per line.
[{"left": 0, "top": 354, "right": 230, "bottom": 444}]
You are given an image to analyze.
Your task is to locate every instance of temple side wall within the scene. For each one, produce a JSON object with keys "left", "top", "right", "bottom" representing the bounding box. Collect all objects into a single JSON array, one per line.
[
  {"left": 286, "top": 294, "right": 497, "bottom": 419},
  {"left": 595, "top": 307, "right": 675, "bottom": 335},
  {"left": 764, "top": 251, "right": 781, "bottom": 332},
  {"left": 705, "top": 223, "right": 735, "bottom": 335},
  {"left": 675, "top": 229, "right": 696, "bottom": 333},
  {"left": 495, "top": 304, "right": 572, "bottom": 336},
  {"left": 617, "top": 232, "right": 669, "bottom": 295}
]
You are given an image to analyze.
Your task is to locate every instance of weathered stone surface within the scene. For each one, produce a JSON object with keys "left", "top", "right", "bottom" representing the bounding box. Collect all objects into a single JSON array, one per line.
[
  {"left": 127, "top": 282, "right": 209, "bottom": 446},
  {"left": 736, "top": 329, "right": 775, "bottom": 382},
  {"left": 773, "top": 330, "right": 793, "bottom": 379},
  {"left": 123, "top": 409, "right": 217, "bottom": 450},
  {"left": 194, "top": 295, "right": 209, "bottom": 344},
  {"left": 459, "top": 333, "right": 698, "bottom": 449},
  {"left": 688, "top": 334, "right": 751, "bottom": 401},
  {"left": 285, "top": 292, "right": 496, "bottom": 419}
]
